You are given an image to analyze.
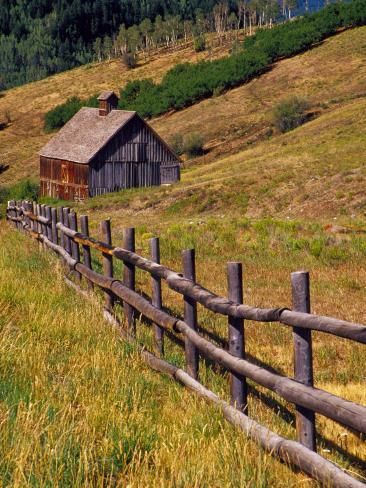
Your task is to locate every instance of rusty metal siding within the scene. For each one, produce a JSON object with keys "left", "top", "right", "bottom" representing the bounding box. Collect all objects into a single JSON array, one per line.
[{"left": 40, "top": 157, "right": 89, "bottom": 201}]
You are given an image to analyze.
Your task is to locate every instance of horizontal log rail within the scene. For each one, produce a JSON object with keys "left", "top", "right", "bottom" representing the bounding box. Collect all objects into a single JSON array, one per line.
[
  {"left": 33, "top": 223, "right": 366, "bottom": 434},
  {"left": 6, "top": 201, "right": 366, "bottom": 487},
  {"left": 55, "top": 221, "right": 366, "bottom": 344}
]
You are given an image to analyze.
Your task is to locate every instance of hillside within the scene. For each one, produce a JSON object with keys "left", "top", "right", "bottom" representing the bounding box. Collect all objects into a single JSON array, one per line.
[{"left": 1, "top": 26, "right": 366, "bottom": 221}]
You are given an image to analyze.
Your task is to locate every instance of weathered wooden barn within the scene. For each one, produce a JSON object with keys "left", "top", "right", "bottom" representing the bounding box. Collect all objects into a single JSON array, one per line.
[{"left": 39, "top": 91, "right": 180, "bottom": 200}]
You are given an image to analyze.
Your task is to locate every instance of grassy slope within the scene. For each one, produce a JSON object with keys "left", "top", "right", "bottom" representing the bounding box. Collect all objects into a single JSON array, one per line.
[
  {"left": 1, "top": 219, "right": 366, "bottom": 485},
  {"left": 0, "top": 225, "right": 310, "bottom": 487},
  {"left": 0, "top": 39, "right": 231, "bottom": 186},
  {"left": 2, "top": 27, "right": 366, "bottom": 220}
]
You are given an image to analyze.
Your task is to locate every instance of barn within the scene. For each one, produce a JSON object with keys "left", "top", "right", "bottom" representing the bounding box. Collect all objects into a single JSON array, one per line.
[{"left": 39, "top": 91, "right": 180, "bottom": 200}]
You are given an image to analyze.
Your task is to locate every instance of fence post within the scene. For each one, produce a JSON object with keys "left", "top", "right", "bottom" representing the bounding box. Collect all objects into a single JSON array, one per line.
[
  {"left": 41, "top": 204, "right": 47, "bottom": 237},
  {"left": 291, "top": 271, "right": 316, "bottom": 452},
  {"left": 80, "top": 215, "right": 93, "bottom": 290},
  {"left": 51, "top": 208, "right": 58, "bottom": 244},
  {"left": 62, "top": 207, "right": 71, "bottom": 255},
  {"left": 100, "top": 219, "right": 114, "bottom": 312},
  {"left": 45, "top": 206, "right": 53, "bottom": 241},
  {"left": 69, "top": 212, "right": 81, "bottom": 281},
  {"left": 150, "top": 237, "right": 164, "bottom": 356},
  {"left": 182, "top": 249, "right": 199, "bottom": 380},
  {"left": 123, "top": 228, "right": 135, "bottom": 333},
  {"left": 8, "top": 200, "right": 15, "bottom": 227},
  {"left": 227, "top": 262, "right": 247, "bottom": 413},
  {"left": 58, "top": 207, "right": 64, "bottom": 248}
]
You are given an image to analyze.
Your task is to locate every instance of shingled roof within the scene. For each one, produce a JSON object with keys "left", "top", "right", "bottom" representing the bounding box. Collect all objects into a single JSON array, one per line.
[{"left": 40, "top": 107, "right": 136, "bottom": 164}]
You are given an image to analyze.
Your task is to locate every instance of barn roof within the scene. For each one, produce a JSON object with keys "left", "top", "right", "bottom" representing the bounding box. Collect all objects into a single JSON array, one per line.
[{"left": 39, "top": 108, "right": 136, "bottom": 164}]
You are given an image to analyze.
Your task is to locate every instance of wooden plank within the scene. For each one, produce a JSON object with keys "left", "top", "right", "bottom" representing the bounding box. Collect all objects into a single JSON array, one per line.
[
  {"left": 23, "top": 229, "right": 366, "bottom": 435},
  {"left": 123, "top": 228, "right": 136, "bottom": 333},
  {"left": 292, "top": 271, "right": 316, "bottom": 451},
  {"left": 69, "top": 212, "right": 81, "bottom": 281},
  {"left": 183, "top": 249, "right": 199, "bottom": 380},
  {"left": 150, "top": 237, "right": 164, "bottom": 356},
  {"left": 56, "top": 222, "right": 366, "bottom": 343},
  {"left": 51, "top": 208, "right": 58, "bottom": 244},
  {"left": 62, "top": 208, "right": 71, "bottom": 255},
  {"left": 100, "top": 219, "right": 114, "bottom": 312},
  {"left": 227, "top": 262, "right": 247, "bottom": 412},
  {"left": 80, "top": 215, "right": 93, "bottom": 290}
]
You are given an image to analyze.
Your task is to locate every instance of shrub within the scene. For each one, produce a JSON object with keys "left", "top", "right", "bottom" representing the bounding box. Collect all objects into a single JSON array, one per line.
[
  {"left": 44, "top": 0, "right": 366, "bottom": 130},
  {"left": 44, "top": 95, "right": 98, "bottom": 132},
  {"left": 121, "top": 51, "right": 137, "bottom": 69},
  {"left": 183, "top": 133, "right": 204, "bottom": 157},
  {"left": 169, "top": 133, "right": 184, "bottom": 156},
  {"left": 272, "top": 96, "right": 310, "bottom": 133},
  {"left": 193, "top": 34, "right": 206, "bottom": 52}
]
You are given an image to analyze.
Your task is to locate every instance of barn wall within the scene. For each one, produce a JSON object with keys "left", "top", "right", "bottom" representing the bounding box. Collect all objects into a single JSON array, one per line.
[
  {"left": 89, "top": 116, "right": 180, "bottom": 196},
  {"left": 40, "top": 157, "right": 89, "bottom": 201}
]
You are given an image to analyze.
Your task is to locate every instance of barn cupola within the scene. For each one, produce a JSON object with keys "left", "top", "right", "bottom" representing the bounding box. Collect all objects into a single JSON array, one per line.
[{"left": 97, "top": 91, "right": 119, "bottom": 116}]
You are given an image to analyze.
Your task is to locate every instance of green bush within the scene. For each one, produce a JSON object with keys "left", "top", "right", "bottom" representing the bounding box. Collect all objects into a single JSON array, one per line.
[
  {"left": 169, "top": 133, "right": 184, "bottom": 156},
  {"left": 183, "top": 133, "right": 204, "bottom": 157},
  {"left": 44, "top": 95, "right": 98, "bottom": 132},
  {"left": 272, "top": 96, "right": 310, "bottom": 133},
  {"left": 193, "top": 34, "right": 206, "bottom": 52},
  {"left": 121, "top": 51, "right": 137, "bottom": 69},
  {"left": 44, "top": 0, "right": 366, "bottom": 130}
]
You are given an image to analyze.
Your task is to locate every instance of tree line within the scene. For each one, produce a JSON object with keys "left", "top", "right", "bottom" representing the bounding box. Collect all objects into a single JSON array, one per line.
[
  {"left": 44, "top": 0, "right": 366, "bottom": 132},
  {"left": 1, "top": 0, "right": 326, "bottom": 90}
]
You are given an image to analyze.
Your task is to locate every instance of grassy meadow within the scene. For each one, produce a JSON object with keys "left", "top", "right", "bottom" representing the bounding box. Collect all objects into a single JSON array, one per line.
[
  {"left": 1, "top": 215, "right": 365, "bottom": 486},
  {"left": 1, "top": 19, "right": 366, "bottom": 488}
]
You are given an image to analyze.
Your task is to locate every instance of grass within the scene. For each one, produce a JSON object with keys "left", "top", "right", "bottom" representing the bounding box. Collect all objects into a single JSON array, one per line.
[
  {"left": 2, "top": 27, "right": 366, "bottom": 223},
  {"left": 1, "top": 216, "right": 365, "bottom": 486}
]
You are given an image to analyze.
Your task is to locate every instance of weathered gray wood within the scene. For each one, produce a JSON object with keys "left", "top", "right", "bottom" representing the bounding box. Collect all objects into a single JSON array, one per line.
[
  {"left": 51, "top": 208, "right": 58, "bottom": 244},
  {"left": 183, "top": 249, "right": 199, "bottom": 380},
  {"left": 22, "top": 225, "right": 366, "bottom": 436},
  {"left": 292, "top": 271, "right": 316, "bottom": 452},
  {"left": 80, "top": 215, "right": 93, "bottom": 290},
  {"left": 150, "top": 237, "right": 164, "bottom": 356},
  {"left": 100, "top": 219, "right": 114, "bottom": 312},
  {"left": 62, "top": 208, "right": 71, "bottom": 255},
  {"left": 66, "top": 275, "right": 364, "bottom": 488},
  {"left": 55, "top": 222, "right": 366, "bottom": 343},
  {"left": 175, "top": 319, "right": 366, "bottom": 435},
  {"left": 45, "top": 206, "right": 53, "bottom": 241},
  {"left": 123, "top": 228, "right": 136, "bottom": 333},
  {"left": 227, "top": 262, "right": 247, "bottom": 412},
  {"left": 69, "top": 212, "right": 81, "bottom": 281},
  {"left": 58, "top": 207, "right": 64, "bottom": 248}
]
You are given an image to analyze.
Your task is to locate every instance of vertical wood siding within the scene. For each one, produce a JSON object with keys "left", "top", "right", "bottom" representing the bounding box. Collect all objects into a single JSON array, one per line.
[
  {"left": 89, "top": 115, "right": 180, "bottom": 196},
  {"left": 40, "top": 114, "right": 180, "bottom": 200},
  {"left": 40, "top": 157, "right": 89, "bottom": 200}
]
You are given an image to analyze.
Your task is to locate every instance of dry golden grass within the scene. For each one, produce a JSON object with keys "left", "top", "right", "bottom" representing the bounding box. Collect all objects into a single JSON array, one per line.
[
  {"left": 2, "top": 27, "right": 366, "bottom": 223},
  {"left": 1, "top": 217, "right": 366, "bottom": 486},
  {"left": 0, "top": 37, "right": 232, "bottom": 186}
]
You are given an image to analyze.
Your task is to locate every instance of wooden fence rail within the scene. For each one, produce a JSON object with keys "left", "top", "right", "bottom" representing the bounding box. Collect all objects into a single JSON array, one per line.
[{"left": 6, "top": 200, "right": 366, "bottom": 488}]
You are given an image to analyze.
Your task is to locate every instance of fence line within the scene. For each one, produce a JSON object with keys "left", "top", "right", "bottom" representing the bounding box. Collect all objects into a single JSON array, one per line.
[{"left": 6, "top": 200, "right": 366, "bottom": 487}]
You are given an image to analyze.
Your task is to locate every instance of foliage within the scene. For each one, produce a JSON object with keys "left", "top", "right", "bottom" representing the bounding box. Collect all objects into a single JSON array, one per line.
[
  {"left": 0, "top": 179, "right": 39, "bottom": 217},
  {"left": 121, "top": 51, "right": 138, "bottom": 69},
  {"left": 193, "top": 34, "right": 206, "bottom": 52},
  {"left": 272, "top": 96, "right": 310, "bottom": 133},
  {"left": 183, "top": 132, "right": 205, "bottom": 157},
  {"left": 1, "top": 0, "right": 331, "bottom": 91},
  {"left": 44, "top": 0, "right": 366, "bottom": 131},
  {"left": 169, "top": 133, "right": 184, "bottom": 156},
  {"left": 44, "top": 95, "right": 98, "bottom": 132}
]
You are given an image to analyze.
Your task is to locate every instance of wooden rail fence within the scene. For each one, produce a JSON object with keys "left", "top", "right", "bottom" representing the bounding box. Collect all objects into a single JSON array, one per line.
[{"left": 6, "top": 200, "right": 366, "bottom": 487}]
